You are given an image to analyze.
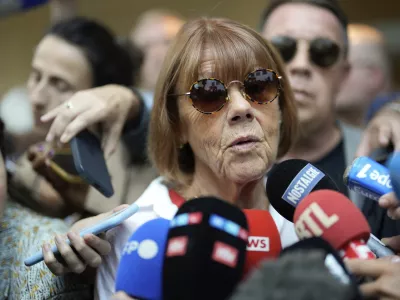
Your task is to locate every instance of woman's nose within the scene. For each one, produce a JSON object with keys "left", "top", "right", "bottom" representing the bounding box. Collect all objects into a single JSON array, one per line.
[
  {"left": 227, "top": 87, "right": 254, "bottom": 124},
  {"left": 29, "top": 81, "right": 49, "bottom": 108}
]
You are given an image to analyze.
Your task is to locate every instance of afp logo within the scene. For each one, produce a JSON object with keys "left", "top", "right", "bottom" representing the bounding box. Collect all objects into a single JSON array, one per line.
[
  {"left": 356, "top": 163, "right": 392, "bottom": 189},
  {"left": 247, "top": 236, "right": 270, "bottom": 252},
  {"left": 122, "top": 239, "right": 159, "bottom": 260}
]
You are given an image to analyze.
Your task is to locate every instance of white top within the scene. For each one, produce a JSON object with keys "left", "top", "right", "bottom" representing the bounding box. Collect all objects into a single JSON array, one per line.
[{"left": 95, "top": 177, "right": 299, "bottom": 300}]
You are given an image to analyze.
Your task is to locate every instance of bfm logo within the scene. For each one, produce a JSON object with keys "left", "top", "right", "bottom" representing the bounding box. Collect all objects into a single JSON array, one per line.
[
  {"left": 247, "top": 236, "right": 270, "bottom": 252},
  {"left": 295, "top": 202, "right": 339, "bottom": 238},
  {"left": 356, "top": 164, "right": 392, "bottom": 189}
]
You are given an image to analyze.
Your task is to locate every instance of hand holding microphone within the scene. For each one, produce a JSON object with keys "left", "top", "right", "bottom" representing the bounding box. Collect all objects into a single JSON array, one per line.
[
  {"left": 346, "top": 257, "right": 400, "bottom": 300},
  {"left": 378, "top": 152, "right": 400, "bottom": 219},
  {"left": 267, "top": 159, "right": 394, "bottom": 258},
  {"left": 293, "top": 190, "right": 376, "bottom": 260}
]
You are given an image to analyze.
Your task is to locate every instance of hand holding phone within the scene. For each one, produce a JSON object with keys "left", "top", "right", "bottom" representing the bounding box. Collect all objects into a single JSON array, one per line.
[
  {"left": 28, "top": 130, "right": 114, "bottom": 198},
  {"left": 24, "top": 203, "right": 140, "bottom": 267}
]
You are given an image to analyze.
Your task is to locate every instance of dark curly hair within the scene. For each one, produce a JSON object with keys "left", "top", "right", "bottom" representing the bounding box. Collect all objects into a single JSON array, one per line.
[{"left": 48, "top": 17, "right": 139, "bottom": 87}]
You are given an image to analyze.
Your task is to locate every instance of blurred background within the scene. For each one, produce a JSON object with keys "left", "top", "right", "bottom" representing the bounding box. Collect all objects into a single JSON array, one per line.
[{"left": 0, "top": 0, "right": 399, "bottom": 95}]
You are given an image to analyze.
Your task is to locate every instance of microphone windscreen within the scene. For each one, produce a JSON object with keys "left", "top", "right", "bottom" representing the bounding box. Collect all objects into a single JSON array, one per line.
[
  {"left": 115, "top": 218, "right": 170, "bottom": 300},
  {"left": 343, "top": 156, "right": 392, "bottom": 201},
  {"left": 293, "top": 190, "right": 371, "bottom": 250},
  {"left": 267, "top": 159, "right": 338, "bottom": 222},
  {"left": 242, "top": 209, "right": 281, "bottom": 278},
  {"left": 281, "top": 237, "right": 353, "bottom": 284},
  {"left": 163, "top": 197, "right": 248, "bottom": 300},
  {"left": 230, "top": 241, "right": 361, "bottom": 300},
  {"left": 389, "top": 152, "right": 400, "bottom": 199}
]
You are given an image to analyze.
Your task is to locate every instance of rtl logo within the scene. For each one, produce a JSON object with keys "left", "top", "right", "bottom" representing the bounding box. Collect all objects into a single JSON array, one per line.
[
  {"left": 295, "top": 203, "right": 339, "bottom": 238},
  {"left": 247, "top": 236, "right": 270, "bottom": 252}
]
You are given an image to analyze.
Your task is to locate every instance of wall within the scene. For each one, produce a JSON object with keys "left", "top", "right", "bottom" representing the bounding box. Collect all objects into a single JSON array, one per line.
[{"left": 0, "top": 0, "right": 399, "bottom": 95}]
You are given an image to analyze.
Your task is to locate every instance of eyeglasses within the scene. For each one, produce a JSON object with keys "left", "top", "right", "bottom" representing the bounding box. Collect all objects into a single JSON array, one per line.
[
  {"left": 170, "top": 68, "right": 282, "bottom": 114},
  {"left": 270, "top": 36, "right": 341, "bottom": 68}
]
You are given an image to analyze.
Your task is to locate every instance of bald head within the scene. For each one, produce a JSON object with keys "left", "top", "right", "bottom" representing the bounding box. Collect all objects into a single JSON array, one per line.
[
  {"left": 335, "top": 23, "right": 391, "bottom": 126},
  {"left": 129, "top": 10, "right": 185, "bottom": 92},
  {"left": 348, "top": 23, "right": 385, "bottom": 44},
  {"left": 130, "top": 10, "right": 184, "bottom": 49}
]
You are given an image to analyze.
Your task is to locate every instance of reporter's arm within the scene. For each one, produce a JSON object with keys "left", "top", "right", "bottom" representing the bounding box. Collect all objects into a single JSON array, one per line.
[
  {"left": 41, "top": 84, "right": 143, "bottom": 157},
  {"left": 379, "top": 192, "right": 400, "bottom": 220},
  {"left": 42, "top": 205, "right": 127, "bottom": 276},
  {"left": 346, "top": 258, "right": 400, "bottom": 299},
  {"left": 357, "top": 98, "right": 400, "bottom": 157},
  {"left": 120, "top": 88, "right": 150, "bottom": 164}
]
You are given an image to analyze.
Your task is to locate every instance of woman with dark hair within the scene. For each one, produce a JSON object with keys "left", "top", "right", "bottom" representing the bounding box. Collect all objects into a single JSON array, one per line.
[
  {"left": 0, "top": 118, "right": 102, "bottom": 299},
  {"left": 10, "top": 16, "right": 155, "bottom": 219}
]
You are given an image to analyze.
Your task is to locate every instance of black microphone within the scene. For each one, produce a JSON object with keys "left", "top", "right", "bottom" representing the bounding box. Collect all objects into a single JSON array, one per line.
[
  {"left": 230, "top": 237, "right": 362, "bottom": 300},
  {"left": 266, "top": 159, "right": 338, "bottom": 221},
  {"left": 163, "top": 197, "right": 249, "bottom": 300},
  {"left": 267, "top": 159, "right": 394, "bottom": 258}
]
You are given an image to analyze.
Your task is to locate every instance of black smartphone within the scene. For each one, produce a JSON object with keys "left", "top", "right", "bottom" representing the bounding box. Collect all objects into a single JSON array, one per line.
[{"left": 70, "top": 130, "right": 114, "bottom": 197}]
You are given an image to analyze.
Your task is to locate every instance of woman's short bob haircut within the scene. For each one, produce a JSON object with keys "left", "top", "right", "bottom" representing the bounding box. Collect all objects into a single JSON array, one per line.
[{"left": 149, "top": 17, "right": 298, "bottom": 186}]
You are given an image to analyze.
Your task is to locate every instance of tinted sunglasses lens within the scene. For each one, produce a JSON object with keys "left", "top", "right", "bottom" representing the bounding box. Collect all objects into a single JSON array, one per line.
[
  {"left": 190, "top": 79, "right": 227, "bottom": 113},
  {"left": 310, "top": 38, "right": 340, "bottom": 67},
  {"left": 244, "top": 69, "right": 280, "bottom": 104},
  {"left": 270, "top": 36, "right": 296, "bottom": 62}
]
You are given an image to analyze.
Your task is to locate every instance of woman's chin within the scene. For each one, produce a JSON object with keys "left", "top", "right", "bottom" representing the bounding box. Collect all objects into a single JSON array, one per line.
[{"left": 225, "top": 161, "right": 267, "bottom": 184}]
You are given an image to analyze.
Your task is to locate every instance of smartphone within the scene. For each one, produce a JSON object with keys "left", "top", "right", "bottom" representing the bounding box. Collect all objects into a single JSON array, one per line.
[
  {"left": 48, "top": 148, "right": 85, "bottom": 184},
  {"left": 24, "top": 203, "right": 140, "bottom": 267},
  {"left": 70, "top": 130, "right": 114, "bottom": 197}
]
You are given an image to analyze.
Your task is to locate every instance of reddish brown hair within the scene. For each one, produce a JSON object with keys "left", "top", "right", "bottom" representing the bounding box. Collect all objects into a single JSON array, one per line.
[{"left": 148, "top": 17, "right": 298, "bottom": 186}]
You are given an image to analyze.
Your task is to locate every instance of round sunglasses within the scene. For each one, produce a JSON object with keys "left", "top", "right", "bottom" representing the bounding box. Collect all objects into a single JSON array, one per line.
[
  {"left": 270, "top": 36, "right": 341, "bottom": 68},
  {"left": 170, "top": 68, "right": 282, "bottom": 114}
]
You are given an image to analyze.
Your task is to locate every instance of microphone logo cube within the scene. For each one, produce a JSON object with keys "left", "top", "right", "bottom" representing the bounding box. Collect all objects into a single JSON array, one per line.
[
  {"left": 211, "top": 241, "right": 239, "bottom": 268},
  {"left": 166, "top": 236, "right": 188, "bottom": 257},
  {"left": 247, "top": 236, "right": 270, "bottom": 252},
  {"left": 282, "top": 164, "right": 325, "bottom": 207},
  {"left": 355, "top": 163, "right": 392, "bottom": 189}
]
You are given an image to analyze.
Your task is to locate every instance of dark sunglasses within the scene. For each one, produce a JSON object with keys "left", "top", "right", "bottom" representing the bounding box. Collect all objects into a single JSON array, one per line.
[
  {"left": 170, "top": 68, "right": 282, "bottom": 114},
  {"left": 270, "top": 36, "right": 341, "bottom": 68}
]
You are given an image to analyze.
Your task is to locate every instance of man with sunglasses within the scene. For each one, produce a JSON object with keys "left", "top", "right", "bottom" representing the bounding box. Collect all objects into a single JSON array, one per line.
[
  {"left": 261, "top": 0, "right": 400, "bottom": 232},
  {"left": 261, "top": 2, "right": 400, "bottom": 298}
]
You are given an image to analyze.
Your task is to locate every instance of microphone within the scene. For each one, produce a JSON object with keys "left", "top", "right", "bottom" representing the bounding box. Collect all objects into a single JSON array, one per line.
[
  {"left": 293, "top": 190, "right": 376, "bottom": 260},
  {"left": 344, "top": 156, "right": 392, "bottom": 201},
  {"left": 389, "top": 152, "right": 400, "bottom": 199},
  {"left": 267, "top": 159, "right": 394, "bottom": 258},
  {"left": 115, "top": 218, "right": 170, "bottom": 300},
  {"left": 267, "top": 159, "right": 338, "bottom": 222},
  {"left": 242, "top": 209, "right": 282, "bottom": 278},
  {"left": 282, "top": 237, "right": 362, "bottom": 297},
  {"left": 163, "top": 197, "right": 249, "bottom": 300},
  {"left": 230, "top": 237, "right": 361, "bottom": 300}
]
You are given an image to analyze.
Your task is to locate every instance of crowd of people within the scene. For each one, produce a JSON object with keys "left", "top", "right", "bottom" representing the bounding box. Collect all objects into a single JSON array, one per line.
[{"left": 1, "top": 0, "right": 400, "bottom": 299}]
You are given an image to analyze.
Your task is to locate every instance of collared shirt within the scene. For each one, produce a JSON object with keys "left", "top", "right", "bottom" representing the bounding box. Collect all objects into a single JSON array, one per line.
[{"left": 95, "top": 177, "right": 298, "bottom": 300}]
